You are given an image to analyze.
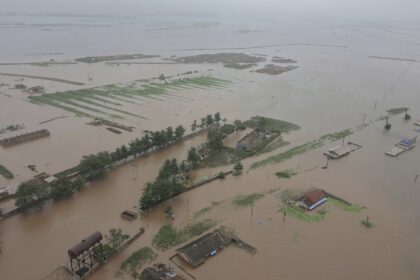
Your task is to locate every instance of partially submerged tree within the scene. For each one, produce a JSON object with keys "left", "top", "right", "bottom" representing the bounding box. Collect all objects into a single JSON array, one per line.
[
  {"left": 187, "top": 147, "right": 201, "bottom": 168},
  {"left": 174, "top": 125, "right": 186, "bottom": 141},
  {"left": 50, "top": 177, "right": 74, "bottom": 200},
  {"left": 214, "top": 112, "right": 221, "bottom": 124},
  {"left": 15, "top": 181, "right": 49, "bottom": 211},
  {"left": 207, "top": 128, "right": 223, "bottom": 151},
  {"left": 233, "top": 162, "right": 244, "bottom": 176},
  {"left": 191, "top": 120, "right": 197, "bottom": 132},
  {"left": 105, "top": 228, "right": 130, "bottom": 253}
]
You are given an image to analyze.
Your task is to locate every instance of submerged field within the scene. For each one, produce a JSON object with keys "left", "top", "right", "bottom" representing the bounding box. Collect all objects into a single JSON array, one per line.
[{"left": 28, "top": 76, "right": 232, "bottom": 121}]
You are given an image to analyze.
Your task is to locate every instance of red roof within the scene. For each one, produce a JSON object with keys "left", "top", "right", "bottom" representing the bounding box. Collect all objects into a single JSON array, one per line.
[{"left": 303, "top": 190, "right": 326, "bottom": 207}]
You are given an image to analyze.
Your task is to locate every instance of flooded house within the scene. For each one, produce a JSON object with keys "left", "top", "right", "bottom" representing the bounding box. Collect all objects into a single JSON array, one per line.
[
  {"left": 176, "top": 229, "right": 233, "bottom": 268},
  {"left": 397, "top": 136, "right": 417, "bottom": 150},
  {"left": 324, "top": 145, "right": 352, "bottom": 159},
  {"left": 386, "top": 135, "right": 417, "bottom": 157},
  {"left": 298, "top": 189, "right": 328, "bottom": 211}
]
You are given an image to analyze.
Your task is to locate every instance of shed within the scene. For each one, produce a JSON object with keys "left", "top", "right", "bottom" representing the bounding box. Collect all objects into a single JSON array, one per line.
[
  {"left": 299, "top": 189, "right": 327, "bottom": 210},
  {"left": 176, "top": 230, "right": 232, "bottom": 268},
  {"left": 121, "top": 210, "right": 138, "bottom": 221}
]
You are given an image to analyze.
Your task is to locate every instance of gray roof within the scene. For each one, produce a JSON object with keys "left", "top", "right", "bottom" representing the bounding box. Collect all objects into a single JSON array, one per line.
[{"left": 176, "top": 229, "right": 232, "bottom": 268}]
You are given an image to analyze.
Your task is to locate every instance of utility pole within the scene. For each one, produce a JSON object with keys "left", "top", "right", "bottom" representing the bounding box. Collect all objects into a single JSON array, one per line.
[{"left": 250, "top": 204, "right": 254, "bottom": 226}]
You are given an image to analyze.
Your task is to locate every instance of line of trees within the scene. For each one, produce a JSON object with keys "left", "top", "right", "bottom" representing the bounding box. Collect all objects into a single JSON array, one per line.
[
  {"left": 14, "top": 176, "right": 85, "bottom": 211},
  {"left": 78, "top": 125, "right": 186, "bottom": 180},
  {"left": 140, "top": 158, "right": 190, "bottom": 211},
  {"left": 191, "top": 112, "right": 222, "bottom": 132}
]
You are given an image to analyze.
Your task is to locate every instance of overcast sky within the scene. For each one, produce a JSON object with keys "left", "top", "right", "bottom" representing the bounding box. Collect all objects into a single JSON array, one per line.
[{"left": 1, "top": 0, "right": 420, "bottom": 21}]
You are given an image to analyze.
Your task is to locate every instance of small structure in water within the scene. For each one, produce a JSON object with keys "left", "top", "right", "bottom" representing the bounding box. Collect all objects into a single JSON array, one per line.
[
  {"left": 297, "top": 189, "right": 327, "bottom": 211},
  {"left": 121, "top": 210, "right": 138, "bottom": 221},
  {"left": 384, "top": 116, "right": 391, "bottom": 130},
  {"left": 397, "top": 136, "right": 417, "bottom": 150},
  {"left": 106, "top": 127, "right": 122, "bottom": 134},
  {"left": 386, "top": 136, "right": 417, "bottom": 157},
  {"left": 324, "top": 145, "right": 352, "bottom": 159},
  {"left": 0, "top": 129, "right": 50, "bottom": 147}
]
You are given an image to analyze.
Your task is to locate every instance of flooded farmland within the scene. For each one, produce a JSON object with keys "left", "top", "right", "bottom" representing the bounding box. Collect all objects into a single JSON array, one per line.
[{"left": 1, "top": 10, "right": 420, "bottom": 280}]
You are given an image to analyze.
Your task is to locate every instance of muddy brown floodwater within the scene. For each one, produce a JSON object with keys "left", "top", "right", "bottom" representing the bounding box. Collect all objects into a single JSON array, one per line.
[{"left": 1, "top": 16, "right": 420, "bottom": 280}]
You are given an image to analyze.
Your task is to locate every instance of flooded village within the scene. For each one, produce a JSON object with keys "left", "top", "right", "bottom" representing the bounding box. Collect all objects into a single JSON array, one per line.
[{"left": 1, "top": 10, "right": 420, "bottom": 280}]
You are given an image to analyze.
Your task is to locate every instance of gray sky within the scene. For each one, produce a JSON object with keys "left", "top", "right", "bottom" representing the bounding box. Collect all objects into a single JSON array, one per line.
[{"left": 1, "top": 0, "right": 420, "bottom": 21}]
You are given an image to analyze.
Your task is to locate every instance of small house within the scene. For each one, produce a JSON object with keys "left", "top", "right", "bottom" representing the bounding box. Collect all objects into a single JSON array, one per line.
[
  {"left": 324, "top": 145, "right": 352, "bottom": 159},
  {"left": 397, "top": 136, "right": 417, "bottom": 150},
  {"left": 298, "top": 189, "right": 327, "bottom": 211}
]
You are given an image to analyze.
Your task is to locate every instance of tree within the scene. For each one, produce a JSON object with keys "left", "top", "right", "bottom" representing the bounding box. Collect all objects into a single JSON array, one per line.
[
  {"left": 187, "top": 147, "right": 201, "bottom": 168},
  {"left": 72, "top": 177, "right": 86, "bottom": 191},
  {"left": 79, "top": 151, "right": 112, "bottom": 179},
  {"left": 234, "top": 120, "right": 243, "bottom": 131},
  {"left": 207, "top": 128, "right": 223, "bottom": 151},
  {"left": 50, "top": 176, "right": 74, "bottom": 200},
  {"left": 164, "top": 206, "right": 174, "bottom": 220},
  {"left": 200, "top": 117, "right": 206, "bottom": 128},
  {"left": 105, "top": 228, "right": 130, "bottom": 253},
  {"left": 166, "top": 126, "right": 174, "bottom": 142},
  {"left": 233, "top": 162, "right": 244, "bottom": 175},
  {"left": 174, "top": 125, "right": 186, "bottom": 140},
  {"left": 191, "top": 120, "right": 197, "bottom": 132},
  {"left": 214, "top": 112, "right": 221, "bottom": 124},
  {"left": 15, "top": 181, "right": 49, "bottom": 211},
  {"left": 220, "top": 124, "right": 235, "bottom": 137},
  {"left": 206, "top": 114, "right": 214, "bottom": 127}
]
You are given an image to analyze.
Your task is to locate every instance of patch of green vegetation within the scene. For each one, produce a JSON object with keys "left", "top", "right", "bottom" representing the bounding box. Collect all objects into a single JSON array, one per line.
[
  {"left": 320, "top": 129, "right": 353, "bottom": 142},
  {"left": 193, "top": 207, "right": 212, "bottom": 218},
  {"left": 251, "top": 139, "right": 324, "bottom": 169},
  {"left": 223, "top": 63, "right": 256, "bottom": 69},
  {"left": 93, "top": 244, "right": 114, "bottom": 259},
  {"left": 121, "top": 247, "right": 157, "bottom": 274},
  {"left": 328, "top": 198, "right": 363, "bottom": 212},
  {"left": 244, "top": 116, "right": 300, "bottom": 133},
  {"left": 280, "top": 205, "right": 328, "bottom": 223},
  {"left": 361, "top": 216, "right": 374, "bottom": 228},
  {"left": 0, "top": 164, "right": 14, "bottom": 179},
  {"left": 275, "top": 169, "right": 297, "bottom": 179},
  {"left": 251, "top": 129, "right": 353, "bottom": 169},
  {"left": 152, "top": 219, "right": 216, "bottom": 251},
  {"left": 233, "top": 193, "right": 265, "bottom": 207},
  {"left": 386, "top": 107, "right": 408, "bottom": 115},
  {"left": 29, "top": 76, "right": 231, "bottom": 122},
  {"left": 255, "top": 136, "right": 290, "bottom": 155},
  {"left": 203, "top": 146, "right": 239, "bottom": 167}
]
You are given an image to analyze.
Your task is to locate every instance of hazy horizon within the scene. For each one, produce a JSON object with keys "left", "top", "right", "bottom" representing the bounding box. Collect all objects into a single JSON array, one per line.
[{"left": 1, "top": 0, "right": 420, "bottom": 22}]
